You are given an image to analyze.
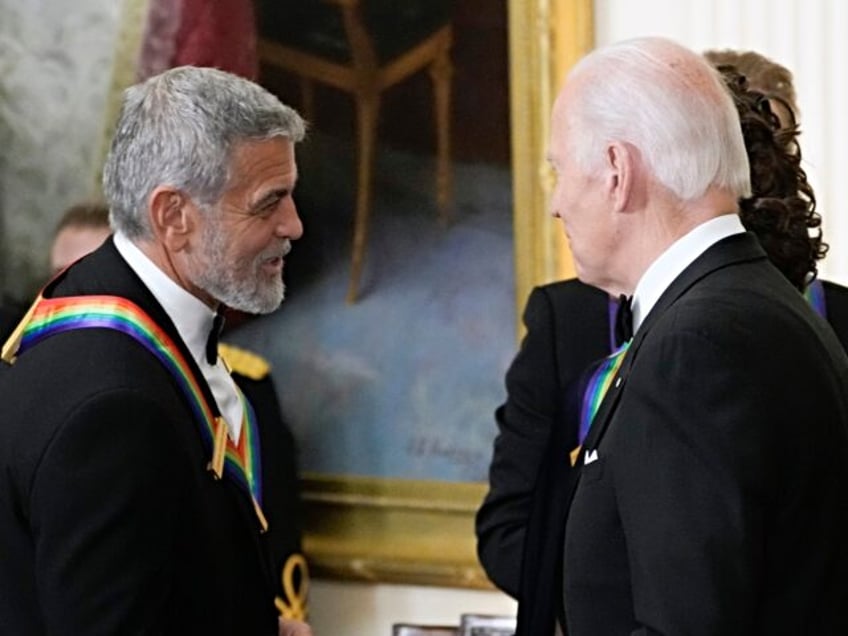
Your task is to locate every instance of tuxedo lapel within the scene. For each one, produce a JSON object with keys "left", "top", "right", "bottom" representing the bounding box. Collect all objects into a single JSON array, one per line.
[{"left": 577, "top": 232, "right": 768, "bottom": 462}]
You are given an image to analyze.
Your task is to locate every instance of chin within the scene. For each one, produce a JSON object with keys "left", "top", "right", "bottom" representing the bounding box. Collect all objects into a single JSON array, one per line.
[{"left": 252, "top": 284, "right": 285, "bottom": 315}]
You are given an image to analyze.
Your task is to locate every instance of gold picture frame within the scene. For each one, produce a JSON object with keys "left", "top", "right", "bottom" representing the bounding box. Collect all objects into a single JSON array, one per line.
[{"left": 300, "top": 0, "right": 594, "bottom": 590}]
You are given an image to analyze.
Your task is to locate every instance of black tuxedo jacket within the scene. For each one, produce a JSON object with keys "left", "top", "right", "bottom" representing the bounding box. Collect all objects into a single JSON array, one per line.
[
  {"left": 476, "top": 279, "right": 610, "bottom": 634},
  {"left": 0, "top": 302, "right": 24, "bottom": 340},
  {"left": 477, "top": 238, "right": 848, "bottom": 635},
  {"left": 563, "top": 233, "right": 848, "bottom": 635},
  {"left": 0, "top": 239, "right": 299, "bottom": 635}
]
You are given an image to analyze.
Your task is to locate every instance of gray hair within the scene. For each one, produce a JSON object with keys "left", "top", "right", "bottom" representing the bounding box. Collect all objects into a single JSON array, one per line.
[
  {"left": 565, "top": 37, "right": 751, "bottom": 202},
  {"left": 103, "top": 66, "right": 306, "bottom": 239}
]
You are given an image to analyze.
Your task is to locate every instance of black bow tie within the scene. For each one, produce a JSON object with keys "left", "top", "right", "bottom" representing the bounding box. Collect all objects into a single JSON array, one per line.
[
  {"left": 206, "top": 309, "right": 226, "bottom": 365},
  {"left": 614, "top": 294, "right": 633, "bottom": 347}
]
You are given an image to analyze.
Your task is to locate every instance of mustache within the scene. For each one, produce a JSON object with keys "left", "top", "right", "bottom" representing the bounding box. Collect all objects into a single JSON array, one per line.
[{"left": 259, "top": 240, "right": 292, "bottom": 261}]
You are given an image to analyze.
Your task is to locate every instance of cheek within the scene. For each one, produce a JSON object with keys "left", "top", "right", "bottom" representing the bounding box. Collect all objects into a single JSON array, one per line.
[{"left": 226, "top": 226, "right": 266, "bottom": 259}]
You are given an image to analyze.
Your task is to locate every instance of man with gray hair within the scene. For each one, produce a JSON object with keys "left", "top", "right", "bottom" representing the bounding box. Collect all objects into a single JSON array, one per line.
[
  {"left": 549, "top": 37, "right": 848, "bottom": 634},
  {"left": 0, "top": 66, "right": 312, "bottom": 635}
]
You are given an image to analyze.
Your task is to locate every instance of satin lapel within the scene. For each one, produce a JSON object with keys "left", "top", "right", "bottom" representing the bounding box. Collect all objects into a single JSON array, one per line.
[{"left": 577, "top": 232, "right": 767, "bottom": 463}]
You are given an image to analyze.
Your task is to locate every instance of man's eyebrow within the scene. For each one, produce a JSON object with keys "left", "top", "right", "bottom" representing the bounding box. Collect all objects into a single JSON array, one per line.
[{"left": 251, "top": 186, "right": 293, "bottom": 211}]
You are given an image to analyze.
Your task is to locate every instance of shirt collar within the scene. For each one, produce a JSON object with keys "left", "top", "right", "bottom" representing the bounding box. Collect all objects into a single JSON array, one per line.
[
  {"left": 113, "top": 231, "right": 216, "bottom": 363},
  {"left": 631, "top": 214, "right": 746, "bottom": 332}
]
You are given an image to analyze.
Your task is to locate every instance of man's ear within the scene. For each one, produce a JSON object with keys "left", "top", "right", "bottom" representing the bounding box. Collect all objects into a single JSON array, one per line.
[
  {"left": 148, "top": 186, "right": 196, "bottom": 252},
  {"left": 604, "top": 141, "right": 638, "bottom": 213}
]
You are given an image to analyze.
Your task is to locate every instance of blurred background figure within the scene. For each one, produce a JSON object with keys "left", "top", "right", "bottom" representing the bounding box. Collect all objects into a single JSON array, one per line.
[{"left": 49, "top": 201, "right": 112, "bottom": 273}]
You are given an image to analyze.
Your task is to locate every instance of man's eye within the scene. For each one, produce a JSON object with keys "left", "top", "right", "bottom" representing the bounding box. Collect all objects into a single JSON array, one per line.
[{"left": 257, "top": 196, "right": 283, "bottom": 216}]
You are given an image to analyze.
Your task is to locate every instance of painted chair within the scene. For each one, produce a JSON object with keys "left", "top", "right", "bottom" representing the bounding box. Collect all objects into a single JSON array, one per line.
[{"left": 258, "top": 0, "right": 455, "bottom": 302}]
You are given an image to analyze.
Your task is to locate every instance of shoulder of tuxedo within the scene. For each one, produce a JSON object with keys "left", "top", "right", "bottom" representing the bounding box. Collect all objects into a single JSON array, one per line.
[{"left": 218, "top": 342, "right": 270, "bottom": 380}]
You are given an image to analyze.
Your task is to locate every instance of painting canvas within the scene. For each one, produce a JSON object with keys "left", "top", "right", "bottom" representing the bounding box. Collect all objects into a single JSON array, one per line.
[
  {"left": 235, "top": 1, "right": 515, "bottom": 484},
  {"left": 231, "top": 143, "right": 514, "bottom": 482}
]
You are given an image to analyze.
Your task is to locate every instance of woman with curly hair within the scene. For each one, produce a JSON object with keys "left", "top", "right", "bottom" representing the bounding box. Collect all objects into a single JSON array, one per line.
[
  {"left": 476, "top": 53, "right": 848, "bottom": 636},
  {"left": 720, "top": 65, "right": 825, "bottom": 290},
  {"left": 716, "top": 62, "right": 848, "bottom": 350}
]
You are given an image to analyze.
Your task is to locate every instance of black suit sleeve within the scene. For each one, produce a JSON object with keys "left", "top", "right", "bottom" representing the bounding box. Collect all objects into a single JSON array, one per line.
[
  {"left": 476, "top": 287, "right": 572, "bottom": 596},
  {"left": 29, "top": 389, "right": 187, "bottom": 634}
]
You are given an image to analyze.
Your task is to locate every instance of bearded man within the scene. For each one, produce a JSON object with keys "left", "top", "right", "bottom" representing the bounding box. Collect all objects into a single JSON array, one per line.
[{"left": 0, "top": 66, "right": 311, "bottom": 636}]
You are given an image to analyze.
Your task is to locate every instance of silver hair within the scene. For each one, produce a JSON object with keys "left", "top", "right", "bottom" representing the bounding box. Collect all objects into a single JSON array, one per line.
[
  {"left": 102, "top": 66, "right": 306, "bottom": 239},
  {"left": 565, "top": 36, "right": 751, "bottom": 202}
]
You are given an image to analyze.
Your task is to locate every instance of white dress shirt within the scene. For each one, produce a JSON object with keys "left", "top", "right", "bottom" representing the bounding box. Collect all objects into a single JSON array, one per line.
[
  {"left": 114, "top": 232, "right": 243, "bottom": 443},
  {"left": 631, "top": 214, "right": 746, "bottom": 333}
]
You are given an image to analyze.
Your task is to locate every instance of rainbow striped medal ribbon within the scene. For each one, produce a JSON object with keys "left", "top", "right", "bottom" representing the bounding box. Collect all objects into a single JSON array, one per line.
[
  {"left": 2, "top": 294, "right": 267, "bottom": 531},
  {"left": 804, "top": 279, "right": 826, "bottom": 318},
  {"left": 569, "top": 340, "right": 631, "bottom": 466}
]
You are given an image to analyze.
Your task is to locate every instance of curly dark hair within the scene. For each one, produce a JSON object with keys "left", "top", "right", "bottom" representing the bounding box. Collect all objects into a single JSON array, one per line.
[{"left": 717, "top": 65, "right": 827, "bottom": 290}]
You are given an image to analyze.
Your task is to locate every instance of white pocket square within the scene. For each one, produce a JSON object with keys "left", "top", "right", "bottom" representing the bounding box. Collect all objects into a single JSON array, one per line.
[{"left": 584, "top": 449, "right": 599, "bottom": 464}]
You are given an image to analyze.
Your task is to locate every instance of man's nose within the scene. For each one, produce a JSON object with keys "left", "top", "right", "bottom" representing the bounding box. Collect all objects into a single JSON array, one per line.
[{"left": 276, "top": 198, "right": 303, "bottom": 240}]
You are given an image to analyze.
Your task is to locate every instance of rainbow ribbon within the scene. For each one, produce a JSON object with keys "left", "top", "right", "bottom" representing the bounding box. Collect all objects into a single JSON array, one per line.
[
  {"left": 578, "top": 340, "right": 631, "bottom": 445},
  {"left": 804, "top": 279, "right": 826, "bottom": 319},
  {"left": 8, "top": 294, "right": 266, "bottom": 529}
]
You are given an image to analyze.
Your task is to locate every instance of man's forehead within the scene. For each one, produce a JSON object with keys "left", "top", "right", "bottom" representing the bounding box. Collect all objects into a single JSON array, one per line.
[
  {"left": 551, "top": 89, "right": 575, "bottom": 135},
  {"left": 554, "top": 74, "right": 583, "bottom": 115}
]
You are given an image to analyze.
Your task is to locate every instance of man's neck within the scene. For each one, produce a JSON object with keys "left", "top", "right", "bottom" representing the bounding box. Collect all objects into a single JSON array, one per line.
[
  {"left": 616, "top": 186, "right": 740, "bottom": 295},
  {"left": 133, "top": 237, "right": 217, "bottom": 310}
]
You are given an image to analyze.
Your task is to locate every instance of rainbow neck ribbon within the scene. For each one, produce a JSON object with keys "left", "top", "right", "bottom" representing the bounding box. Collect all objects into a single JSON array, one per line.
[
  {"left": 8, "top": 294, "right": 266, "bottom": 529},
  {"left": 578, "top": 340, "right": 631, "bottom": 445},
  {"left": 805, "top": 279, "right": 826, "bottom": 319}
]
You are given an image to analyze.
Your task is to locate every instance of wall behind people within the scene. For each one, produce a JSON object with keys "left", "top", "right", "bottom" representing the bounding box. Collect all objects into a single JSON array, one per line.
[
  {"left": 0, "top": 0, "right": 123, "bottom": 300},
  {"left": 594, "top": 0, "right": 848, "bottom": 282}
]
